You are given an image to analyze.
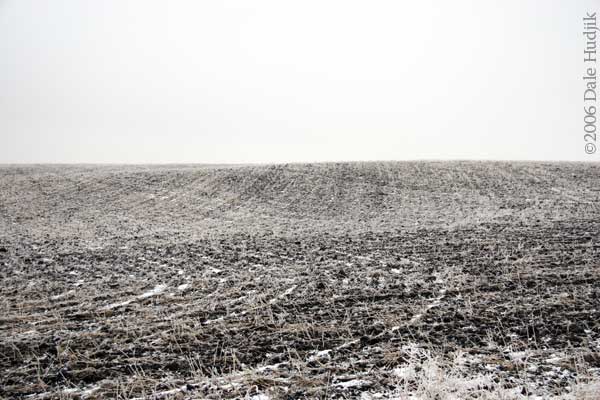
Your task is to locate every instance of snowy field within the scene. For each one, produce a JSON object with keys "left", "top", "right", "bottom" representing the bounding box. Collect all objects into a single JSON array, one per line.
[{"left": 0, "top": 162, "right": 599, "bottom": 399}]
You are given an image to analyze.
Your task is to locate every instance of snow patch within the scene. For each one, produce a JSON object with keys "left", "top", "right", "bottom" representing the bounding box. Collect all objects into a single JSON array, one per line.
[
  {"left": 249, "top": 395, "right": 270, "bottom": 400},
  {"left": 203, "top": 316, "right": 224, "bottom": 325},
  {"left": 269, "top": 285, "right": 297, "bottom": 304},
  {"left": 546, "top": 355, "right": 562, "bottom": 364},
  {"left": 307, "top": 349, "right": 332, "bottom": 362},
  {"left": 51, "top": 290, "right": 74, "bottom": 300},
  {"left": 256, "top": 363, "right": 283, "bottom": 372},
  {"left": 138, "top": 284, "right": 167, "bottom": 299},
  {"left": 334, "top": 379, "right": 371, "bottom": 389},
  {"left": 102, "top": 284, "right": 166, "bottom": 310}
]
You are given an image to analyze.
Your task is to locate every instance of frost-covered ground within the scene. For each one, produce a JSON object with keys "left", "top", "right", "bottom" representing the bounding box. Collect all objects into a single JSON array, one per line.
[{"left": 0, "top": 162, "right": 599, "bottom": 399}]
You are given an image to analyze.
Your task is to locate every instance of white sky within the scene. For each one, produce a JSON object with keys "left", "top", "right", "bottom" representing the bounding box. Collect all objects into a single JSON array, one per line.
[{"left": 0, "top": 0, "right": 597, "bottom": 163}]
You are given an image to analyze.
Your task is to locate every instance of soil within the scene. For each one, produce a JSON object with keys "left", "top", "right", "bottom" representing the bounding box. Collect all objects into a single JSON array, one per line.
[{"left": 0, "top": 162, "right": 599, "bottom": 399}]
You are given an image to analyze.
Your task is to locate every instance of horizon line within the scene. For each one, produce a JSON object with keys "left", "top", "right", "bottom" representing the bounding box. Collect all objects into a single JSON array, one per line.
[{"left": 0, "top": 159, "right": 597, "bottom": 167}]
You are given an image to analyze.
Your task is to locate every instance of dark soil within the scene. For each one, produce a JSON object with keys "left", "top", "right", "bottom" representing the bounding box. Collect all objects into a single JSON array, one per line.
[{"left": 0, "top": 162, "right": 598, "bottom": 399}]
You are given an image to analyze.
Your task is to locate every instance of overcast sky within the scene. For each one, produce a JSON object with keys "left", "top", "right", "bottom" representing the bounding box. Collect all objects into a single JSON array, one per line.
[{"left": 0, "top": 1, "right": 596, "bottom": 163}]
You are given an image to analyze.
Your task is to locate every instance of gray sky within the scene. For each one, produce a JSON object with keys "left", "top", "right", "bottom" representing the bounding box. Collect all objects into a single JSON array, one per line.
[{"left": 0, "top": 0, "right": 596, "bottom": 163}]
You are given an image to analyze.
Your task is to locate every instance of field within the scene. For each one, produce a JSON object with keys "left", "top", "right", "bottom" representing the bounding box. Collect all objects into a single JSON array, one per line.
[{"left": 1, "top": 162, "right": 599, "bottom": 399}]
